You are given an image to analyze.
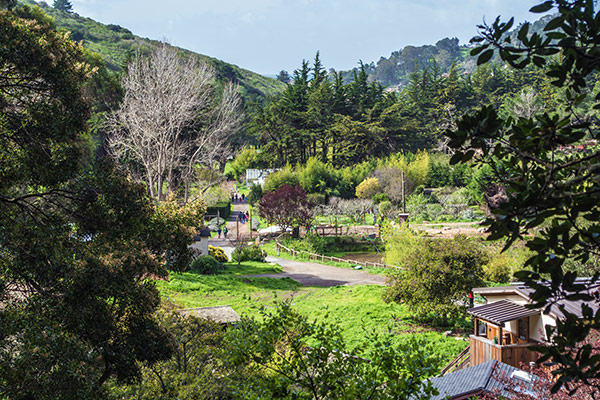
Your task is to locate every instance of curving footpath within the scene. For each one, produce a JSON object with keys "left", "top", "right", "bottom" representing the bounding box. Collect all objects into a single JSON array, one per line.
[{"left": 245, "top": 255, "right": 388, "bottom": 287}]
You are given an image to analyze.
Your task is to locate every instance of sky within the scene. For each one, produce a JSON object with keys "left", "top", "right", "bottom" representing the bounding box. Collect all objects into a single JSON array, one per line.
[{"left": 70, "top": 0, "right": 540, "bottom": 76}]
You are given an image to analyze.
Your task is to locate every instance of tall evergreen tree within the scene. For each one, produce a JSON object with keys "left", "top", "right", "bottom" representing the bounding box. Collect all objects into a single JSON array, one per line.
[{"left": 52, "top": 0, "right": 72, "bottom": 12}]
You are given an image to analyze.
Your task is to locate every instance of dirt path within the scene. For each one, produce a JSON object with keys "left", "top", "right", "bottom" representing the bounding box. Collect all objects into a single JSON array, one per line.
[
  {"left": 247, "top": 255, "right": 387, "bottom": 287},
  {"left": 209, "top": 236, "right": 387, "bottom": 287}
]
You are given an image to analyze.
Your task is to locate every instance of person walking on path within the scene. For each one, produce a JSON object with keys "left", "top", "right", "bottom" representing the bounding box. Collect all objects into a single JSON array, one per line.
[
  {"left": 217, "top": 227, "right": 222, "bottom": 238},
  {"left": 223, "top": 226, "right": 228, "bottom": 239}
]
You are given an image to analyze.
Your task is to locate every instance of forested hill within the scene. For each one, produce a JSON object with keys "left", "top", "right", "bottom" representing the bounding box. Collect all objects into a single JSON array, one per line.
[
  {"left": 338, "top": 14, "right": 555, "bottom": 88},
  {"left": 21, "top": 0, "right": 285, "bottom": 103}
]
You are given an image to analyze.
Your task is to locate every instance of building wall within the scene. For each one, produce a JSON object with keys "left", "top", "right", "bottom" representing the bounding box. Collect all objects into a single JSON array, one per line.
[
  {"left": 483, "top": 293, "right": 553, "bottom": 343},
  {"left": 190, "top": 237, "right": 209, "bottom": 256}
]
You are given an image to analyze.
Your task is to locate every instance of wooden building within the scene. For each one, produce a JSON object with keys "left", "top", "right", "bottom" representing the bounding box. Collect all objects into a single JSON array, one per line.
[{"left": 467, "top": 282, "right": 599, "bottom": 369}]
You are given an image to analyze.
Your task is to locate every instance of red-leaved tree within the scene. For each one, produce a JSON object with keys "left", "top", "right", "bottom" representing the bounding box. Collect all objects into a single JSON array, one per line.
[{"left": 258, "top": 184, "right": 314, "bottom": 237}]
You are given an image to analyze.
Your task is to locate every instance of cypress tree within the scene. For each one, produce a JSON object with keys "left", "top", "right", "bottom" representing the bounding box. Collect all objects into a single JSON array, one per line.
[{"left": 53, "top": 0, "right": 73, "bottom": 12}]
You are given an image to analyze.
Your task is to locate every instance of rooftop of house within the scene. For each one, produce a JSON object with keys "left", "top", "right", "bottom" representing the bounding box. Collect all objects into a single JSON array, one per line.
[
  {"left": 192, "top": 227, "right": 212, "bottom": 240},
  {"left": 429, "top": 360, "right": 536, "bottom": 400},
  {"left": 468, "top": 299, "right": 540, "bottom": 325},
  {"left": 473, "top": 279, "right": 600, "bottom": 320},
  {"left": 175, "top": 305, "right": 241, "bottom": 324}
]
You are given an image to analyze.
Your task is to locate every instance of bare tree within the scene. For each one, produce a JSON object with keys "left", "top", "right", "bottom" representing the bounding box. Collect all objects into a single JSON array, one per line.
[
  {"left": 108, "top": 42, "right": 242, "bottom": 202},
  {"left": 510, "top": 87, "right": 543, "bottom": 119}
]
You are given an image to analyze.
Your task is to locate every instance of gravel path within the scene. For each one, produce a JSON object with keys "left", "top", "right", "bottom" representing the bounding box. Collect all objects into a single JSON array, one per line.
[{"left": 246, "top": 255, "right": 387, "bottom": 287}]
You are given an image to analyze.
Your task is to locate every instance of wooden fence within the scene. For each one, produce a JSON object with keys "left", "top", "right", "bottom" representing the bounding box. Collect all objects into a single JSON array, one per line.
[
  {"left": 440, "top": 345, "right": 470, "bottom": 375},
  {"left": 274, "top": 236, "right": 402, "bottom": 271}
]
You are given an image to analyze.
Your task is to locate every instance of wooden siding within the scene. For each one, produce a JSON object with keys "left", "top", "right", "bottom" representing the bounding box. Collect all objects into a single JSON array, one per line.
[{"left": 470, "top": 335, "right": 539, "bottom": 369}]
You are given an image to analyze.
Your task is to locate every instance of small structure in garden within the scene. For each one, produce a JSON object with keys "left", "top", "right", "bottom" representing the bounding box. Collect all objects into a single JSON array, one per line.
[
  {"left": 190, "top": 227, "right": 212, "bottom": 256},
  {"left": 176, "top": 305, "right": 241, "bottom": 325},
  {"left": 397, "top": 213, "right": 409, "bottom": 223},
  {"left": 246, "top": 168, "right": 277, "bottom": 186},
  {"left": 467, "top": 279, "right": 600, "bottom": 369}
]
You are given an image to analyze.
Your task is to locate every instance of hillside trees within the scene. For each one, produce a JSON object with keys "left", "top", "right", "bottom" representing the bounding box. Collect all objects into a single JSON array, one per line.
[
  {"left": 52, "top": 0, "right": 72, "bottom": 13},
  {"left": 447, "top": 0, "right": 600, "bottom": 391},
  {"left": 0, "top": 5, "right": 174, "bottom": 398},
  {"left": 254, "top": 55, "right": 394, "bottom": 166},
  {"left": 108, "top": 43, "right": 242, "bottom": 202}
]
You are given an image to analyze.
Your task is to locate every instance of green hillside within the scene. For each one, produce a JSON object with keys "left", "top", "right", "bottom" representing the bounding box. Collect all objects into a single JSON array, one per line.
[
  {"left": 338, "top": 14, "right": 556, "bottom": 89},
  {"left": 21, "top": 0, "right": 285, "bottom": 102}
]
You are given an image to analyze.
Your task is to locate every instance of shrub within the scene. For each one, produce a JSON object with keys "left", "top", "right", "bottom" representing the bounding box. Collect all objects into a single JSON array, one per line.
[
  {"left": 379, "top": 200, "right": 393, "bottom": 216},
  {"left": 371, "top": 193, "right": 389, "bottom": 204},
  {"left": 355, "top": 177, "right": 381, "bottom": 199},
  {"left": 248, "top": 184, "right": 263, "bottom": 206},
  {"left": 484, "top": 255, "right": 511, "bottom": 283},
  {"left": 231, "top": 245, "right": 266, "bottom": 262},
  {"left": 208, "top": 245, "right": 229, "bottom": 262},
  {"left": 263, "top": 168, "right": 299, "bottom": 193},
  {"left": 190, "top": 255, "right": 225, "bottom": 275},
  {"left": 307, "top": 192, "right": 326, "bottom": 205}
]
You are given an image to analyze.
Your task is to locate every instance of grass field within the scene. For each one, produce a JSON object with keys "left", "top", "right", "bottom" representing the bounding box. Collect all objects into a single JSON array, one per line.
[{"left": 155, "top": 261, "right": 468, "bottom": 363}]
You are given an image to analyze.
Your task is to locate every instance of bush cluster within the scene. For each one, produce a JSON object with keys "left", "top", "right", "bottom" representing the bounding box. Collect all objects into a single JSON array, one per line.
[
  {"left": 208, "top": 245, "right": 229, "bottom": 262},
  {"left": 190, "top": 255, "right": 225, "bottom": 275},
  {"left": 231, "top": 245, "right": 265, "bottom": 262}
]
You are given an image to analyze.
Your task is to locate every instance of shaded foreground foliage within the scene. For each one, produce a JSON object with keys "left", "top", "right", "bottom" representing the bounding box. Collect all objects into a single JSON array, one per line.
[
  {"left": 0, "top": 5, "right": 200, "bottom": 398},
  {"left": 113, "top": 303, "right": 442, "bottom": 400},
  {"left": 448, "top": 0, "right": 600, "bottom": 393}
]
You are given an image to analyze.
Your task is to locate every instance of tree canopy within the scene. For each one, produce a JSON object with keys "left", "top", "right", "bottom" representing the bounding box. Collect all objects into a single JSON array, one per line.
[
  {"left": 447, "top": 0, "right": 600, "bottom": 392},
  {"left": 0, "top": 6, "right": 176, "bottom": 398}
]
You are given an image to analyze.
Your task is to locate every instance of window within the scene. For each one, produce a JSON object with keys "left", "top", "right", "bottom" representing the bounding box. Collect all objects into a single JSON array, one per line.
[
  {"left": 518, "top": 318, "right": 528, "bottom": 340},
  {"left": 478, "top": 320, "right": 487, "bottom": 336}
]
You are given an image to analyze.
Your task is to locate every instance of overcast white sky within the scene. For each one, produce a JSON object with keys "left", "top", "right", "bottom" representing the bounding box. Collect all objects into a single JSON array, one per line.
[{"left": 70, "top": 0, "right": 539, "bottom": 75}]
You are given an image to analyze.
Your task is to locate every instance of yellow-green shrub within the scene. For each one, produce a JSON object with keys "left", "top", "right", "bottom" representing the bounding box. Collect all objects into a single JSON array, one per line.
[{"left": 208, "top": 245, "right": 229, "bottom": 262}]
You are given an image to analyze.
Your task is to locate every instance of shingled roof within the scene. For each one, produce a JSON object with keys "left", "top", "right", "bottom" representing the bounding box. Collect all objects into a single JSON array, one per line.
[{"left": 429, "top": 360, "right": 535, "bottom": 400}]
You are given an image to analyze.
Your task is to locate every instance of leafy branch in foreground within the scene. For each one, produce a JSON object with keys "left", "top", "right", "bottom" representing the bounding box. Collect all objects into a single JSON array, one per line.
[
  {"left": 226, "top": 302, "right": 441, "bottom": 400},
  {"left": 447, "top": 0, "right": 600, "bottom": 393}
]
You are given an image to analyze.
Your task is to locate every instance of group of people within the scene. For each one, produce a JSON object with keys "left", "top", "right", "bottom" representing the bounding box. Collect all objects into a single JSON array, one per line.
[
  {"left": 216, "top": 226, "right": 228, "bottom": 239},
  {"left": 238, "top": 211, "right": 249, "bottom": 224},
  {"left": 231, "top": 192, "right": 246, "bottom": 203}
]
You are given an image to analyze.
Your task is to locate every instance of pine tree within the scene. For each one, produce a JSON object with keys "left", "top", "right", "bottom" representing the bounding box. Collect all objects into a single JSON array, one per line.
[{"left": 53, "top": 0, "right": 72, "bottom": 12}]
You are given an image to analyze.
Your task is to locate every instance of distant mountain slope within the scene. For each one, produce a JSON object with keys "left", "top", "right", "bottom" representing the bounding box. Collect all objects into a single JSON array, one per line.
[
  {"left": 22, "top": 0, "right": 285, "bottom": 103},
  {"left": 338, "top": 14, "right": 555, "bottom": 89}
]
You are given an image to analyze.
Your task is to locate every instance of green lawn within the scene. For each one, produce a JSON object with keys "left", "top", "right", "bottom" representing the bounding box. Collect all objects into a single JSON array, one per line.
[{"left": 155, "top": 261, "right": 468, "bottom": 363}]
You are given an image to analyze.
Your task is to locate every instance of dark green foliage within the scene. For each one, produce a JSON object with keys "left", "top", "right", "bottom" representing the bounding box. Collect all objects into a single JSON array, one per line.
[
  {"left": 190, "top": 255, "right": 225, "bottom": 275},
  {"left": 448, "top": 0, "right": 600, "bottom": 390},
  {"left": 247, "top": 184, "right": 263, "bottom": 206},
  {"left": 254, "top": 58, "right": 391, "bottom": 167},
  {"left": 109, "top": 312, "right": 234, "bottom": 399},
  {"left": 385, "top": 235, "right": 487, "bottom": 321},
  {"left": 205, "top": 202, "right": 232, "bottom": 220},
  {"left": 226, "top": 302, "right": 441, "bottom": 399},
  {"left": 0, "top": 0, "right": 16, "bottom": 9},
  {"left": 52, "top": 0, "right": 72, "bottom": 12},
  {"left": 231, "top": 245, "right": 265, "bottom": 262},
  {"left": 0, "top": 7, "right": 174, "bottom": 397},
  {"left": 276, "top": 69, "right": 290, "bottom": 83}
]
